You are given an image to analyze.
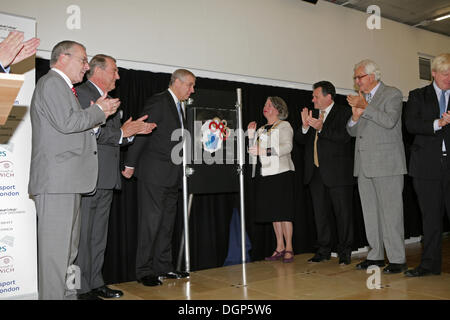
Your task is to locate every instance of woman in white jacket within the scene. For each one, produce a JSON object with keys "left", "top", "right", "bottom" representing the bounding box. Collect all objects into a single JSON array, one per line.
[{"left": 248, "top": 96, "right": 296, "bottom": 263}]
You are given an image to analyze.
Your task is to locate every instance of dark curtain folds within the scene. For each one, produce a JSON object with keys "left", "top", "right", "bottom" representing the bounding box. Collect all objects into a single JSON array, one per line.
[{"left": 35, "top": 58, "right": 432, "bottom": 286}]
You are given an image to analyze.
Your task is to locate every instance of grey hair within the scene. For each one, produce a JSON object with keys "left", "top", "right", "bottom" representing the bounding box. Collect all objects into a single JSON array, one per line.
[
  {"left": 86, "top": 54, "right": 116, "bottom": 79},
  {"left": 354, "top": 59, "right": 381, "bottom": 81},
  {"left": 169, "top": 69, "right": 195, "bottom": 86},
  {"left": 50, "top": 40, "right": 85, "bottom": 67},
  {"left": 268, "top": 96, "right": 289, "bottom": 120}
]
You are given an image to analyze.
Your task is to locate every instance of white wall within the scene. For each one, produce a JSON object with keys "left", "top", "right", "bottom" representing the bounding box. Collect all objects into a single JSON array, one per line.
[{"left": 3, "top": 0, "right": 450, "bottom": 96}]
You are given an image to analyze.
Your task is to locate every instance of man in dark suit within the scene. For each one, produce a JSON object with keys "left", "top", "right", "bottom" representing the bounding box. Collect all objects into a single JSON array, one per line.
[
  {"left": 122, "top": 69, "right": 195, "bottom": 286},
  {"left": 404, "top": 53, "right": 450, "bottom": 277},
  {"left": 296, "top": 81, "right": 354, "bottom": 265},
  {"left": 75, "top": 54, "right": 156, "bottom": 299},
  {"left": 0, "top": 30, "right": 39, "bottom": 73},
  {"left": 29, "top": 40, "right": 119, "bottom": 299}
]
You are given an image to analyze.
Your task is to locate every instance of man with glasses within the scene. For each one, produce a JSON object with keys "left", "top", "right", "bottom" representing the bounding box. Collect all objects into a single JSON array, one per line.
[
  {"left": 346, "top": 59, "right": 407, "bottom": 274},
  {"left": 29, "top": 40, "right": 119, "bottom": 299}
]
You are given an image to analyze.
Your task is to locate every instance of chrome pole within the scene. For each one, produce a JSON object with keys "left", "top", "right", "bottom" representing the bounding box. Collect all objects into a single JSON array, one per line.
[
  {"left": 181, "top": 100, "right": 190, "bottom": 272},
  {"left": 236, "top": 88, "right": 246, "bottom": 264}
]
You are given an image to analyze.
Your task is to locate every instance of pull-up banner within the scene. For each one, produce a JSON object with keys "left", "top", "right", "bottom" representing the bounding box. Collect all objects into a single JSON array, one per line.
[{"left": 0, "top": 12, "right": 38, "bottom": 300}]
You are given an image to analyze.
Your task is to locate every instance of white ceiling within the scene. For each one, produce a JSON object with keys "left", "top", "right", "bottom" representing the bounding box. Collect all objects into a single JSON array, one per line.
[{"left": 323, "top": 0, "right": 450, "bottom": 37}]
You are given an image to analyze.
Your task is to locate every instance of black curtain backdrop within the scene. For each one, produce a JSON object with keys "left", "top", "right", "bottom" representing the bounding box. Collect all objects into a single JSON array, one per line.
[{"left": 36, "top": 58, "right": 443, "bottom": 285}]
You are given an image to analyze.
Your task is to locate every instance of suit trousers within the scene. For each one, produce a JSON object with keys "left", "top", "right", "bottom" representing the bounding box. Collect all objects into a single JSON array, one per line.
[
  {"left": 357, "top": 174, "right": 406, "bottom": 263},
  {"left": 413, "top": 156, "right": 450, "bottom": 273},
  {"left": 34, "top": 193, "right": 81, "bottom": 300},
  {"left": 136, "top": 180, "right": 178, "bottom": 279},
  {"left": 75, "top": 189, "right": 113, "bottom": 294},
  {"left": 309, "top": 167, "right": 353, "bottom": 256}
]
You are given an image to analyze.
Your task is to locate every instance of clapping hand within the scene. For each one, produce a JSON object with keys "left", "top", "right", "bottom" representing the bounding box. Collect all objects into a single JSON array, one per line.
[
  {"left": 347, "top": 91, "right": 367, "bottom": 121},
  {"left": 95, "top": 93, "right": 120, "bottom": 118},
  {"left": 439, "top": 111, "right": 450, "bottom": 127},
  {"left": 300, "top": 107, "right": 310, "bottom": 129},
  {"left": 121, "top": 115, "right": 157, "bottom": 138},
  {"left": 347, "top": 91, "right": 368, "bottom": 109},
  {"left": 0, "top": 31, "right": 40, "bottom": 69},
  {"left": 308, "top": 110, "right": 324, "bottom": 131},
  {"left": 301, "top": 107, "right": 324, "bottom": 131},
  {"left": 247, "top": 121, "right": 257, "bottom": 139}
]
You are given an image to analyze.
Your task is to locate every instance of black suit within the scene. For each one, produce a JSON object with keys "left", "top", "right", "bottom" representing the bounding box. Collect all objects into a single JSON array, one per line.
[
  {"left": 296, "top": 104, "right": 354, "bottom": 257},
  {"left": 125, "top": 89, "right": 183, "bottom": 279},
  {"left": 74, "top": 80, "right": 131, "bottom": 293},
  {"left": 405, "top": 83, "right": 450, "bottom": 274}
]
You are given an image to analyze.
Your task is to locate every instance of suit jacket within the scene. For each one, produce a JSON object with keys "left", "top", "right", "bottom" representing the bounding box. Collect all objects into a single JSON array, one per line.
[
  {"left": 76, "top": 80, "right": 131, "bottom": 190},
  {"left": 125, "top": 89, "right": 183, "bottom": 187},
  {"left": 28, "top": 70, "right": 105, "bottom": 195},
  {"left": 347, "top": 82, "right": 407, "bottom": 178},
  {"left": 405, "top": 84, "right": 450, "bottom": 180},
  {"left": 250, "top": 120, "right": 295, "bottom": 177},
  {"left": 296, "top": 104, "right": 354, "bottom": 187}
]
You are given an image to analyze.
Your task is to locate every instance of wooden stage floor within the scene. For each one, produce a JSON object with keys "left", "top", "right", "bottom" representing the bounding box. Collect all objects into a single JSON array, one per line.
[{"left": 108, "top": 235, "right": 450, "bottom": 300}]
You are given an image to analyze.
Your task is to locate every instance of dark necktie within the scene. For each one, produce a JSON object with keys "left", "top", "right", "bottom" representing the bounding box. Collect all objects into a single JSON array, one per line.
[{"left": 176, "top": 101, "right": 184, "bottom": 128}]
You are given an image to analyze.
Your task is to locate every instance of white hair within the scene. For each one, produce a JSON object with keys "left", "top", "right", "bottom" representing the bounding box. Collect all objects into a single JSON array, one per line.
[{"left": 354, "top": 59, "right": 381, "bottom": 81}]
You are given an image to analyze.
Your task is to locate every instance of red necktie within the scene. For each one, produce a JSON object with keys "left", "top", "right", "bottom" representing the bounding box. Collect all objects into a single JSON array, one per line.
[{"left": 71, "top": 87, "right": 78, "bottom": 97}]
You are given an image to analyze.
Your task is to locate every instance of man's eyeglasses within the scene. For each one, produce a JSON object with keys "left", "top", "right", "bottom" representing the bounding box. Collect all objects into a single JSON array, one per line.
[
  {"left": 353, "top": 74, "right": 369, "bottom": 81},
  {"left": 64, "top": 53, "right": 89, "bottom": 65}
]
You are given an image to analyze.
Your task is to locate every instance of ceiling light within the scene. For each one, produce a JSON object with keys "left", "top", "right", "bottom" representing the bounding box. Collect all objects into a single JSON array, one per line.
[{"left": 434, "top": 14, "right": 450, "bottom": 21}]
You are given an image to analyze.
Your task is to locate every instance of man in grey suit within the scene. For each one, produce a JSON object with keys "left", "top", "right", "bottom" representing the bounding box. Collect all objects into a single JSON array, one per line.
[
  {"left": 29, "top": 41, "right": 119, "bottom": 300},
  {"left": 75, "top": 54, "right": 155, "bottom": 299},
  {"left": 346, "top": 59, "right": 407, "bottom": 274}
]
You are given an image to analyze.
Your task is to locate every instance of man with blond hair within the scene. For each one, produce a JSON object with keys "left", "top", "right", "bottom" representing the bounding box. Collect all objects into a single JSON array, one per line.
[{"left": 404, "top": 53, "right": 450, "bottom": 277}]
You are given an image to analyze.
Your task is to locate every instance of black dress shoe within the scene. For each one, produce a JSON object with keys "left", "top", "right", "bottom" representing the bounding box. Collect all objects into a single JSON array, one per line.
[
  {"left": 404, "top": 266, "right": 440, "bottom": 277},
  {"left": 159, "top": 271, "right": 190, "bottom": 279},
  {"left": 308, "top": 253, "right": 331, "bottom": 263},
  {"left": 77, "top": 291, "right": 102, "bottom": 300},
  {"left": 383, "top": 263, "right": 407, "bottom": 274},
  {"left": 138, "top": 275, "right": 163, "bottom": 286},
  {"left": 339, "top": 254, "right": 351, "bottom": 265},
  {"left": 355, "top": 259, "right": 385, "bottom": 270},
  {"left": 91, "top": 285, "right": 123, "bottom": 298}
]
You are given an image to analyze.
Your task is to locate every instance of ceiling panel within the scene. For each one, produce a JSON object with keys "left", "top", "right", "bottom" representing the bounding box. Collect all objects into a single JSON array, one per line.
[{"left": 323, "top": 0, "right": 450, "bottom": 36}]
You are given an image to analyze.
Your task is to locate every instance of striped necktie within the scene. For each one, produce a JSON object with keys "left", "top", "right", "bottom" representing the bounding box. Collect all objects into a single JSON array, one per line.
[{"left": 71, "top": 87, "right": 78, "bottom": 98}]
